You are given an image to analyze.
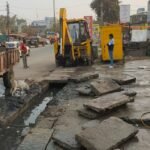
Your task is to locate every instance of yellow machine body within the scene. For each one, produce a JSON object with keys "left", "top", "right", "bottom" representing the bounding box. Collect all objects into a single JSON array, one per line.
[
  {"left": 54, "top": 8, "right": 92, "bottom": 66},
  {"left": 100, "top": 25, "right": 123, "bottom": 61}
]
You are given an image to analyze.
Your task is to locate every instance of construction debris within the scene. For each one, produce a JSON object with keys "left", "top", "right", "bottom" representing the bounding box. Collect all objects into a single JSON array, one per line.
[
  {"left": 84, "top": 92, "right": 132, "bottom": 113},
  {"left": 36, "top": 117, "right": 57, "bottom": 129},
  {"left": 122, "top": 129, "right": 150, "bottom": 150},
  {"left": 77, "top": 108, "right": 99, "bottom": 119},
  {"left": 17, "top": 128, "right": 54, "bottom": 150},
  {"left": 112, "top": 74, "right": 136, "bottom": 85},
  {"left": 90, "top": 79, "right": 121, "bottom": 96},
  {"left": 76, "top": 86, "right": 93, "bottom": 96},
  {"left": 76, "top": 117, "right": 138, "bottom": 150},
  {"left": 70, "top": 72, "right": 99, "bottom": 83},
  {"left": 52, "top": 129, "right": 81, "bottom": 150}
]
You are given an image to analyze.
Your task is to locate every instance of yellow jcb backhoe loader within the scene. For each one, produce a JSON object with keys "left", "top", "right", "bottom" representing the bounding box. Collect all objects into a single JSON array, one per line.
[{"left": 54, "top": 8, "right": 93, "bottom": 67}]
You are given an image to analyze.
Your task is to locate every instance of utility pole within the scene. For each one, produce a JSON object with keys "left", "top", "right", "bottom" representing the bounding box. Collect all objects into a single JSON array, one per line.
[
  {"left": 53, "top": 0, "right": 56, "bottom": 32},
  {"left": 100, "top": 0, "right": 104, "bottom": 25},
  {"left": 6, "top": 1, "right": 10, "bottom": 41}
]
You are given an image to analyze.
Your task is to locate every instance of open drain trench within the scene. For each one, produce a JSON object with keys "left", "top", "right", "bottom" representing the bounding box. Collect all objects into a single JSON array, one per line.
[
  {"left": 0, "top": 78, "right": 150, "bottom": 150},
  {"left": 0, "top": 83, "right": 65, "bottom": 150}
]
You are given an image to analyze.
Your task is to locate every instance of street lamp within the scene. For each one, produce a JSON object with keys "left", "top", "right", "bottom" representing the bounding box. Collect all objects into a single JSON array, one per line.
[{"left": 53, "top": 0, "right": 56, "bottom": 32}]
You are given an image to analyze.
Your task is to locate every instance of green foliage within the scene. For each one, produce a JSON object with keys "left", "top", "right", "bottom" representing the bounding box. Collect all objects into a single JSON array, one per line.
[
  {"left": 90, "top": 0, "right": 120, "bottom": 24},
  {"left": 22, "top": 25, "right": 38, "bottom": 36},
  {"left": 0, "top": 15, "right": 27, "bottom": 34}
]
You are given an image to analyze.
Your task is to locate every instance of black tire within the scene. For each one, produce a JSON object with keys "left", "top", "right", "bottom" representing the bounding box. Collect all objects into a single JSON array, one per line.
[{"left": 3, "top": 72, "right": 12, "bottom": 89}]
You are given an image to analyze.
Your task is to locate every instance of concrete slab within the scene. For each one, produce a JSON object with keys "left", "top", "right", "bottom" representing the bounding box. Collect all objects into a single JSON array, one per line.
[
  {"left": 112, "top": 74, "right": 136, "bottom": 85},
  {"left": 36, "top": 117, "right": 57, "bottom": 129},
  {"left": 17, "top": 128, "right": 54, "bottom": 150},
  {"left": 44, "top": 68, "right": 75, "bottom": 84},
  {"left": 110, "top": 97, "right": 150, "bottom": 123},
  {"left": 122, "top": 129, "right": 150, "bottom": 150},
  {"left": 52, "top": 108, "right": 87, "bottom": 150},
  {"left": 76, "top": 117, "right": 138, "bottom": 150},
  {"left": 90, "top": 79, "right": 121, "bottom": 96},
  {"left": 77, "top": 108, "right": 99, "bottom": 119},
  {"left": 52, "top": 129, "right": 81, "bottom": 150},
  {"left": 70, "top": 72, "right": 99, "bottom": 83},
  {"left": 84, "top": 93, "right": 131, "bottom": 113},
  {"left": 122, "top": 89, "right": 137, "bottom": 97},
  {"left": 46, "top": 140, "right": 63, "bottom": 150}
]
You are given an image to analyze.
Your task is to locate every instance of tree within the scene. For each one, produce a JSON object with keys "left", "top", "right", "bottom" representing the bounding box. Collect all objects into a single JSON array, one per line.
[
  {"left": 22, "top": 25, "right": 38, "bottom": 36},
  {"left": 90, "top": 0, "right": 120, "bottom": 24},
  {"left": 0, "top": 15, "right": 18, "bottom": 33},
  {"left": 16, "top": 18, "right": 27, "bottom": 26}
]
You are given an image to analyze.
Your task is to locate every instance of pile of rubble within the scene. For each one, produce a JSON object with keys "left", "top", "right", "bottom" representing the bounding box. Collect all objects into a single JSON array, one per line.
[
  {"left": 49, "top": 73, "right": 139, "bottom": 150},
  {"left": 17, "top": 69, "right": 150, "bottom": 150}
]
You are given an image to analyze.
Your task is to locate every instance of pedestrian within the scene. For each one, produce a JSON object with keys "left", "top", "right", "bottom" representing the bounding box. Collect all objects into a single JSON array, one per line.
[
  {"left": 20, "top": 39, "right": 29, "bottom": 69},
  {"left": 107, "top": 34, "right": 114, "bottom": 68},
  {"left": 71, "top": 25, "right": 79, "bottom": 43}
]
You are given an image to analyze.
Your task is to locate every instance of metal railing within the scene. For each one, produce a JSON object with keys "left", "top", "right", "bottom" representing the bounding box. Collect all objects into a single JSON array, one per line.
[{"left": 0, "top": 49, "right": 19, "bottom": 75}]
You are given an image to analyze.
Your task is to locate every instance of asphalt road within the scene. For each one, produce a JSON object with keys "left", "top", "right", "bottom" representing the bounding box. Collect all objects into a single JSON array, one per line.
[{"left": 14, "top": 44, "right": 55, "bottom": 80}]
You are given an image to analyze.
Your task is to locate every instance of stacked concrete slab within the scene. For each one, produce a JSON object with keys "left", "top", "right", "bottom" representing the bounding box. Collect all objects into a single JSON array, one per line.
[{"left": 76, "top": 117, "right": 138, "bottom": 150}]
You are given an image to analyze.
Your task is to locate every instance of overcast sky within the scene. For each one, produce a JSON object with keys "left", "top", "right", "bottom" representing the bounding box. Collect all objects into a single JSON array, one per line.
[{"left": 0, "top": 0, "right": 149, "bottom": 23}]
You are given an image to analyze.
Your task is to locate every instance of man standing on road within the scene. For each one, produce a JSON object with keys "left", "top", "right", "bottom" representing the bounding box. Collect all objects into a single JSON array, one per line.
[
  {"left": 107, "top": 34, "right": 115, "bottom": 68},
  {"left": 20, "top": 39, "right": 29, "bottom": 69}
]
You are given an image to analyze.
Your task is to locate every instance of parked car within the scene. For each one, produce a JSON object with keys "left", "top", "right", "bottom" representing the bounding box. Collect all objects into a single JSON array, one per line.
[
  {"left": 5, "top": 41, "right": 19, "bottom": 49},
  {"left": 26, "top": 37, "right": 39, "bottom": 48},
  {"left": 26, "top": 36, "right": 46, "bottom": 48}
]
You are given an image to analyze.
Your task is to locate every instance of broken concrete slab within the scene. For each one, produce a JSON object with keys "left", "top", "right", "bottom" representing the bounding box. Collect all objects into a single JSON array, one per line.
[
  {"left": 90, "top": 79, "right": 121, "bottom": 96},
  {"left": 84, "top": 92, "right": 132, "bottom": 113},
  {"left": 70, "top": 72, "right": 99, "bottom": 83},
  {"left": 46, "top": 140, "right": 64, "bottom": 150},
  {"left": 109, "top": 97, "right": 150, "bottom": 123},
  {"left": 43, "top": 68, "right": 75, "bottom": 84},
  {"left": 77, "top": 108, "right": 99, "bottom": 119},
  {"left": 112, "top": 74, "right": 136, "bottom": 85},
  {"left": 17, "top": 128, "right": 54, "bottom": 150},
  {"left": 52, "top": 129, "right": 81, "bottom": 150},
  {"left": 52, "top": 108, "right": 88, "bottom": 150},
  {"left": 76, "top": 86, "right": 93, "bottom": 96},
  {"left": 76, "top": 117, "right": 138, "bottom": 150},
  {"left": 36, "top": 117, "right": 57, "bottom": 129},
  {"left": 122, "top": 129, "right": 150, "bottom": 150},
  {"left": 122, "top": 89, "right": 137, "bottom": 97}
]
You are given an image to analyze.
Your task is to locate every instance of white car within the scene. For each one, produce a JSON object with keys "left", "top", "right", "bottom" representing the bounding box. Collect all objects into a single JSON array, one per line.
[{"left": 5, "top": 41, "right": 30, "bottom": 57}]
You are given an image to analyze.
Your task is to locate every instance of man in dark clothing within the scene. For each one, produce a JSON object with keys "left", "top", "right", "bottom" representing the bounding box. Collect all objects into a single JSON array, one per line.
[
  {"left": 107, "top": 34, "right": 114, "bottom": 68},
  {"left": 20, "top": 39, "right": 29, "bottom": 69}
]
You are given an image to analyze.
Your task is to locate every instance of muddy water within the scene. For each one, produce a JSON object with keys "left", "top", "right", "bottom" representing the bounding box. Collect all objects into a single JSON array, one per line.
[
  {"left": 24, "top": 97, "right": 53, "bottom": 126},
  {"left": 0, "top": 93, "right": 54, "bottom": 150},
  {"left": 0, "top": 81, "right": 5, "bottom": 97}
]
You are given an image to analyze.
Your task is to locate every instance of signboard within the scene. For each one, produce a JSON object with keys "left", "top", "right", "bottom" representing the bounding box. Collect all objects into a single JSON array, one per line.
[
  {"left": 120, "top": 5, "right": 130, "bottom": 23},
  {"left": 92, "top": 24, "right": 100, "bottom": 46},
  {"left": 131, "top": 30, "right": 148, "bottom": 42},
  {"left": 84, "top": 16, "right": 93, "bottom": 38}
]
